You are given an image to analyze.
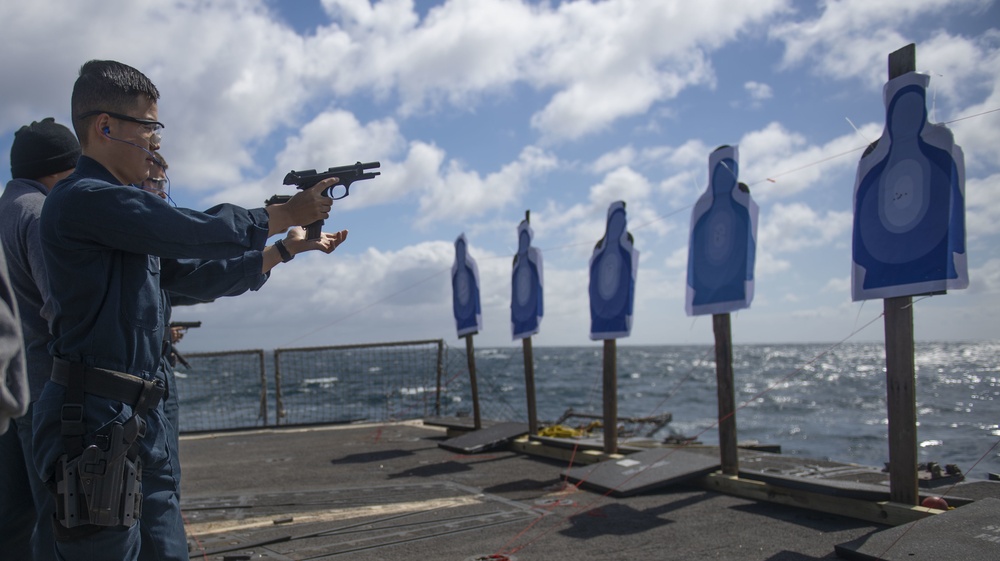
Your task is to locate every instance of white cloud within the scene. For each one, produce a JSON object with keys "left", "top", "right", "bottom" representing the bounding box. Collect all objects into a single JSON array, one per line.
[
  {"left": 179, "top": 239, "right": 459, "bottom": 349},
  {"left": 586, "top": 167, "right": 676, "bottom": 246},
  {"left": 591, "top": 146, "right": 637, "bottom": 174},
  {"left": 755, "top": 251, "right": 793, "bottom": 278},
  {"left": 939, "top": 34, "right": 1000, "bottom": 174},
  {"left": 745, "top": 81, "right": 773, "bottom": 101},
  {"left": 665, "top": 139, "right": 714, "bottom": 169},
  {"left": 415, "top": 145, "right": 558, "bottom": 229},
  {"left": 208, "top": 110, "right": 409, "bottom": 209},
  {"left": 0, "top": 1, "right": 323, "bottom": 188},
  {"left": 337, "top": 0, "right": 547, "bottom": 113},
  {"left": 2, "top": 0, "right": 998, "bottom": 349},
  {"left": 822, "top": 276, "right": 851, "bottom": 294},
  {"left": 530, "top": 64, "right": 703, "bottom": 142},
  {"left": 771, "top": 0, "right": 991, "bottom": 88},
  {"left": 527, "top": 0, "right": 788, "bottom": 141},
  {"left": 965, "top": 173, "right": 1000, "bottom": 239},
  {"left": 966, "top": 258, "right": 1000, "bottom": 296},
  {"left": 641, "top": 140, "right": 715, "bottom": 205},
  {"left": 658, "top": 170, "right": 701, "bottom": 202},
  {"left": 588, "top": 166, "right": 652, "bottom": 207},
  {"left": 758, "top": 202, "right": 852, "bottom": 254},
  {"left": 316, "top": 0, "right": 789, "bottom": 141},
  {"left": 739, "top": 122, "right": 877, "bottom": 200},
  {"left": 919, "top": 31, "right": 1000, "bottom": 107},
  {"left": 640, "top": 120, "right": 879, "bottom": 221}
]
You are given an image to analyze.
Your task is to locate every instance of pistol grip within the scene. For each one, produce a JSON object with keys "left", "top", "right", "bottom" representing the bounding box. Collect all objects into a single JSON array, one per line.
[{"left": 306, "top": 220, "right": 323, "bottom": 241}]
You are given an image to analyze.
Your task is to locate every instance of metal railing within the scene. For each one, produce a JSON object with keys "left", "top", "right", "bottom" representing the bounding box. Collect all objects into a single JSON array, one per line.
[
  {"left": 174, "top": 339, "right": 532, "bottom": 433},
  {"left": 173, "top": 349, "right": 268, "bottom": 432},
  {"left": 272, "top": 339, "right": 446, "bottom": 426}
]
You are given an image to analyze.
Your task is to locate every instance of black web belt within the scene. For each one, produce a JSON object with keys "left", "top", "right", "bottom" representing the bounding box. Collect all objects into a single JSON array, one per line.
[
  {"left": 51, "top": 358, "right": 156, "bottom": 405},
  {"left": 51, "top": 358, "right": 163, "bottom": 458}
]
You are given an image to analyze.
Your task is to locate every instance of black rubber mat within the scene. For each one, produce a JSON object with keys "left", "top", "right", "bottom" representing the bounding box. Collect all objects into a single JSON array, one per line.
[
  {"left": 438, "top": 422, "right": 530, "bottom": 454},
  {"left": 562, "top": 448, "right": 720, "bottom": 497},
  {"left": 834, "top": 497, "right": 1000, "bottom": 560}
]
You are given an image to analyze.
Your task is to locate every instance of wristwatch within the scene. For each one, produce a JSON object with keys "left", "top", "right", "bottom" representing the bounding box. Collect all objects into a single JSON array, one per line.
[{"left": 274, "top": 239, "right": 294, "bottom": 262}]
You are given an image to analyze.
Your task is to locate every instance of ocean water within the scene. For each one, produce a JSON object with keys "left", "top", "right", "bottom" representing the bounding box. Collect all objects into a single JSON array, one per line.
[
  {"left": 178, "top": 341, "right": 1000, "bottom": 479},
  {"left": 451, "top": 341, "right": 1000, "bottom": 480}
]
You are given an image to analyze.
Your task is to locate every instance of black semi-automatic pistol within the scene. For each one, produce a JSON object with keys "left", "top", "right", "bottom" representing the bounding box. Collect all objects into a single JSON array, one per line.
[{"left": 266, "top": 161, "right": 380, "bottom": 239}]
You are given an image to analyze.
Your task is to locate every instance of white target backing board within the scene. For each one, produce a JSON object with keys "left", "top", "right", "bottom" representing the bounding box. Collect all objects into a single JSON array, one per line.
[
  {"left": 511, "top": 219, "right": 543, "bottom": 340},
  {"left": 589, "top": 201, "right": 638, "bottom": 340},
  {"left": 452, "top": 233, "right": 482, "bottom": 337},
  {"left": 686, "top": 145, "right": 758, "bottom": 316},
  {"left": 852, "top": 71, "right": 968, "bottom": 301}
]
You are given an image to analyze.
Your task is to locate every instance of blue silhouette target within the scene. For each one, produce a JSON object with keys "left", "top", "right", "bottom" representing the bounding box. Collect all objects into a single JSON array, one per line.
[
  {"left": 852, "top": 71, "right": 968, "bottom": 301},
  {"left": 589, "top": 201, "right": 638, "bottom": 340},
  {"left": 686, "top": 145, "right": 758, "bottom": 316},
  {"left": 511, "top": 219, "right": 543, "bottom": 340},
  {"left": 452, "top": 233, "right": 482, "bottom": 337}
]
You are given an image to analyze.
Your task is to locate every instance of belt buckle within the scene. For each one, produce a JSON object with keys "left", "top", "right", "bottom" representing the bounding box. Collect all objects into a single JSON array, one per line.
[
  {"left": 61, "top": 404, "right": 84, "bottom": 423},
  {"left": 60, "top": 404, "right": 86, "bottom": 436}
]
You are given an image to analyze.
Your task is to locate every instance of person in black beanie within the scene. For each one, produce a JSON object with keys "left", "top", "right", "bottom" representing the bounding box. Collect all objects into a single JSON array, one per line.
[
  {"left": 10, "top": 117, "right": 81, "bottom": 181},
  {"left": 0, "top": 117, "right": 80, "bottom": 561}
]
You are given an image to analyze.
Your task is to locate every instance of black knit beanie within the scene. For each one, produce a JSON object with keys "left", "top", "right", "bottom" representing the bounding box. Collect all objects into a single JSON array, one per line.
[{"left": 10, "top": 118, "right": 81, "bottom": 180}]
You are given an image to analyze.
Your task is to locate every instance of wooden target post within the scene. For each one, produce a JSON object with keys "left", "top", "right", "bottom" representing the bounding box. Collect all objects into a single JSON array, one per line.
[
  {"left": 464, "top": 333, "right": 482, "bottom": 430},
  {"left": 713, "top": 313, "right": 739, "bottom": 475},
  {"left": 602, "top": 339, "right": 618, "bottom": 454},
  {"left": 883, "top": 43, "right": 919, "bottom": 506}
]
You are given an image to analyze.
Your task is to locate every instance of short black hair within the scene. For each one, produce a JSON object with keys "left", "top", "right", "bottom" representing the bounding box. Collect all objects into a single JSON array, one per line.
[
  {"left": 71, "top": 60, "right": 160, "bottom": 143},
  {"left": 151, "top": 151, "right": 168, "bottom": 170}
]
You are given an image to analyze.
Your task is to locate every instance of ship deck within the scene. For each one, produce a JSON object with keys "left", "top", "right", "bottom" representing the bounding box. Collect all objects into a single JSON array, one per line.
[{"left": 179, "top": 420, "right": 997, "bottom": 561}]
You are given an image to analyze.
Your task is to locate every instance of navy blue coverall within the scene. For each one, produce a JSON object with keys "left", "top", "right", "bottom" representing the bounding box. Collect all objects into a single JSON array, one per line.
[{"left": 32, "top": 155, "right": 271, "bottom": 561}]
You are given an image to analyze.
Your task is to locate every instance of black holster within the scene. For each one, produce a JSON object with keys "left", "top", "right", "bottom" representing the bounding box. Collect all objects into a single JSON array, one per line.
[
  {"left": 49, "top": 359, "right": 163, "bottom": 540},
  {"left": 54, "top": 417, "right": 143, "bottom": 532}
]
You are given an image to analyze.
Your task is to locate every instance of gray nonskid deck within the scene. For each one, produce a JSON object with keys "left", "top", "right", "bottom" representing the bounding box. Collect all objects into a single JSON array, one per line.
[
  {"left": 177, "top": 422, "right": 984, "bottom": 560},
  {"left": 835, "top": 498, "right": 1000, "bottom": 560},
  {"left": 184, "top": 482, "right": 540, "bottom": 559}
]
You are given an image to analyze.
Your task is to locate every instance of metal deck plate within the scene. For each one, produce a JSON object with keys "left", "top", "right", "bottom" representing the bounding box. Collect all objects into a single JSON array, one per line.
[
  {"left": 183, "top": 481, "right": 540, "bottom": 559},
  {"left": 562, "top": 448, "right": 720, "bottom": 497}
]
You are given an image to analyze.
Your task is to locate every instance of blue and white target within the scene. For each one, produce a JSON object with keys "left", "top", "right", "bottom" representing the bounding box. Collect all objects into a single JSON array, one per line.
[
  {"left": 686, "top": 145, "right": 757, "bottom": 316},
  {"left": 589, "top": 201, "right": 638, "bottom": 339},
  {"left": 852, "top": 71, "right": 968, "bottom": 300},
  {"left": 452, "top": 233, "right": 482, "bottom": 337}
]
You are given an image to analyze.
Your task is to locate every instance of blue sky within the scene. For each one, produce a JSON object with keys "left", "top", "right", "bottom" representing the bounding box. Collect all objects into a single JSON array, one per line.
[{"left": 1, "top": 0, "right": 998, "bottom": 352}]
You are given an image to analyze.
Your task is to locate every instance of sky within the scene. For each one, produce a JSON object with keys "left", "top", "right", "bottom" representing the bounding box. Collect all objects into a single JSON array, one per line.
[{"left": 1, "top": 0, "right": 998, "bottom": 352}]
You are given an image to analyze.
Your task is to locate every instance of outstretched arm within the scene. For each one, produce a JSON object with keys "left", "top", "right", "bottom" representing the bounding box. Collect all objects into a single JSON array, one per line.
[{"left": 261, "top": 226, "right": 349, "bottom": 273}]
